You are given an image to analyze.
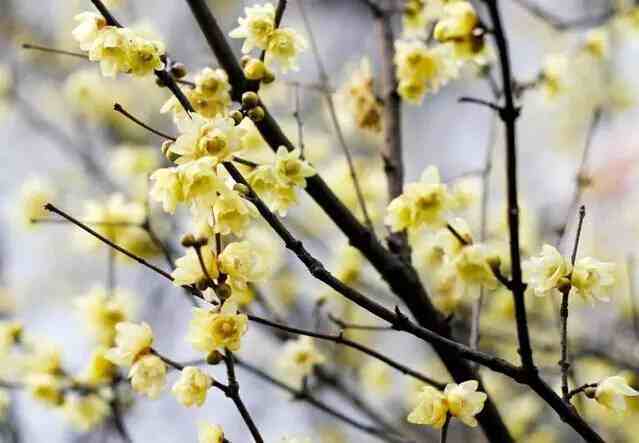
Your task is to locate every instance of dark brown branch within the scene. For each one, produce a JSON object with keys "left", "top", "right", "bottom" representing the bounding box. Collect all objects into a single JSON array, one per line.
[
  {"left": 483, "top": 0, "right": 534, "bottom": 371},
  {"left": 223, "top": 351, "right": 264, "bottom": 443},
  {"left": 441, "top": 414, "right": 451, "bottom": 443},
  {"left": 374, "top": 5, "right": 409, "bottom": 260},
  {"left": 458, "top": 96, "right": 503, "bottom": 113},
  {"left": 567, "top": 383, "right": 598, "bottom": 401},
  {"left": 560, "top": 206, "right": 586, "bottom": 402},
  {"left": 328, "top": 312, "right": 393, "bottom": 331},
  {"left": 247, "top": 313, "right": 446, "bottom": 389}
]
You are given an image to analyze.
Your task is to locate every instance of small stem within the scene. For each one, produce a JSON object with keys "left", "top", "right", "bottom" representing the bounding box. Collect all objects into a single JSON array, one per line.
[
  {"left": 441, "top": 414, "right": 452, "bottom": 443},
  {"left": 113, "top": 103, "right": 176, "bottom": 141},
  {"left": 328, "top": 313, "right": 393, "bottom": 331},
  {"left": 21, "top": 43, "right": 88, "bottom": 59},
  {"left": 567, "top": 382, "right": 598, "bottom": 400},
  {"left": 560, "top": 206, "right": 586, "bottom": 402}
]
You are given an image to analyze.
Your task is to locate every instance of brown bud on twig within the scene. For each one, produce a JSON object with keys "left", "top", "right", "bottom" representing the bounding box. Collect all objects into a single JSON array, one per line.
[
  {"left": 207, "top": 350, "right": 225, "bottom": 365},
  {"left": 247, "top": 106, "right": 265, "bottom": 122},
  {"left": 241, "top": 91, "right": 260, "bottom": 109}
]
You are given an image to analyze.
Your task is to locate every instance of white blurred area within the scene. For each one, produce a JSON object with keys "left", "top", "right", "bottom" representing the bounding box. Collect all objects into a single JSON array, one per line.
[{"left": 0, "top": 0, "right": 638, "bottom": 442}]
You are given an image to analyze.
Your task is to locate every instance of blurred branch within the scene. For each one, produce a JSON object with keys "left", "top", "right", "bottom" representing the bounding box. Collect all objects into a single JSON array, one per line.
[{"left": 296, "top": 0, "right": 375, "bottom": 233}]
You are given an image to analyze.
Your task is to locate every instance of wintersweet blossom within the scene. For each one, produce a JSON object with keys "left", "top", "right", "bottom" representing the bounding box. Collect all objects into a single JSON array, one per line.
[
  {"left": 219, "top": 240, "right": 267, "bottom": 289},
  {"left": 62, "top": 394, "right": 110, "bottom": 431},
  {"left": 198, "top": 422, "right": 225, "bottom": 443},
  {"left": 273, "top": 147, "right": 315, "bottom": 187},
  {"left": 444, "top": 380, "right": 487, "bottom": 427},
  {"left": 594, "top": 375, "right": 639, "bottom": 413},
  {"left": 386, "top": 166, "right": 450, "bottom": 232},
  {"left": 80, "top": 348, "right": 116, "bottom": 386},
  {"left": 161, "top": 68, "right": 231, "bottom": 120},
  {"left": 170, "top": 114, "right": 245, "bottom": 165},
  {"left": 171, "top": 246, "right": 219, "bottom": 287},
  {"left": 570, "top": 257, "right": 616, "bottom": 302},
  {"left": 74, "top": 286, "right": 133, "bottom": 346},
  {"left": 72, "top": 12, "right": 107, "bottom": 51},
  {"left": 394, "top": 40, "right": 458, "bottom": 104},
  {"left": 248, "top": 165, "right": 298, "bottom": 216},
  {"left": 187, "top": 303, "right": 248, "bottom": 353},
  {"left": 25, "top": 373, "right": 64, "bottom": 407},
  {"left": 453, "top": 244, "right": 498, "bottom": 291},
  {"left": 229, "top": 3, "right": 276, "bottom": 53},
  {"left": 213, "top": 189, "right": 258, "bottom": 236},
  {"left": 407, "top": 386, "right": 449, "bottom": 428},
  {"left": 522, "top": 244, "right": 571, "bottom": 297},
  {"left": 171, "top": 366, "right": 212, "bottom": 407},
  {"left": 150, "top": 167, "right": 184, "bottom": 214},
  {"left": 129, "top": 354, "right": 167, "bottom": 398},
  {"left": 17, "top": 177, "right": 55, "bottom": 227},
  {"left": 433, "top": 2, "right": 478, "bottom": 42},
  {"left": 105, "top": 322, "right": 153, "bottom": 366},
  {"left": 278, "top": 337, "right": 326, "bottom": 381},
  {"left": 265, "top": 28, "right": 308, "bottom": 72}
]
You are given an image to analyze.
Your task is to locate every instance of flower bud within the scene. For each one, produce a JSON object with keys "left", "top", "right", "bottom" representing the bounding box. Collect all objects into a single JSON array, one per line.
[
  {"left": 262, "top": 69, "right": 275, "bottom": 84},
  {"left": 230, "top": 110, "right": 244, "bottom": 125},
  {"left": 243, "top": 58, "right": 266, "bottom": 80},
  {"left": 233, "top": 183, "right": 250, "bottom": 196},
  {"left": 170, "top": 62, "right": 187, "bottom": 79},
  {"left": 181, "top": 233, "right": 197, "bottom": 248},
  {"left": 206, "top": 350, "right": 225, "bottom": 365},
  {"left": 241, "top": 91, "right": 260, "bottom": 109},
  {"left": 247, "top": 105, "right": 265, "bottom": 122},
  {"left": 240, "top": 55, "right": 251, "bottom": 68},
  {"left": 215, "top": 283, "right": 232, "bottom": 301}
]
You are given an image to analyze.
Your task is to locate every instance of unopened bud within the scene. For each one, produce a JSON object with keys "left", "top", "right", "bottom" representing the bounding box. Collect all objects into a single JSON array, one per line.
[
  {"left": 206, "top": 350, "right": 224, "bottom": 365},
  {"left": 233, "top": 183, "right": 250, "bottom": 196},
  {"left": 170, "top": 62, "right": 188, "bottom": 79},
  {"left": 215, "top": 283, "right": 233, "bottom": 301},
  {"left": 181, "top": 233, "right": 197, "bottom": 248},
  {"left": 241, "top": 91, "right": 260, "bottom": 109},
  {"left": 240, "top": 55, "right": 251, "bottom": 68},
  {"left": 230, "top": 110, "right": 244, "bottom": 125},
  {"left": 243, "top": 58, "right": 266, "bottom": 80},
  {"left": 196, "top": 278, "right": 211, "bottom": 291},
  {"left": 247, "top": 105, "right": 265, "bottom": 122},
  {"left": 262, "top": 69, "right": 275, "bottom": 84}
]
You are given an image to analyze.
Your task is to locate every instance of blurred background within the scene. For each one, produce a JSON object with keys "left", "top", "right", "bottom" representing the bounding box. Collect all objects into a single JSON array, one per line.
[{"left": 1, "top": 0, "right": 639, "bottom": 442}]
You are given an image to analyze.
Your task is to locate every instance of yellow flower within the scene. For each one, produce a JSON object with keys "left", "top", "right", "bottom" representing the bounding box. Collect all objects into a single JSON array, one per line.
[
  {"left": 26, "top": 373, "right": 64, "bottom": 407},
  {"left": 128, "top": 354, "right": 167, "bottom": 399},
  {"left": 453, "top": 244, "right": 498, "bottom": 291},
  {"left": 394, "top": 40, "right": 458, "bottom": 104},
  {"left": 0, "top": 321, "right": 22, "bottom": 353},
  {"left": 229, "top": 3, "right": 276, "bottom": 53},
  {"left": 265, "top": 28, "right": 308, "bottom": 72},
  {"left": 541, "top": 54, "right": 570, "bottom": 98},
  {"left": 583, "top": 28, "right": 609, "bottom": 59},
  {"left": 105, "top": 322, "right": 153, "bottom": 367},
  {"left": 72, "top": 12, "right": 107, "bottom": 51},
  {"left": 180, "top": 157, "right": 224, "bottom": 208},
  {"left": 111, "top": 145, "right": 159, "bottom": 178},
  {"left": 187, "top": 304, "right": 248, "bottom": 353},
  {"left": 63, "top": 394, "right": 110, "bottom": 431},
  {"left": 126, "top": 34, "right": 165, "bottom": 76},
  {"left": 248, "top": 165, "right": 299, "bottom": 216},
  {"left": 338, "top": 58, "right": 383, "bottom": 134},
  {"left": 17, "top": 177, "right": 55, "bottom": 227},
  {"left": 150, "top": 167, "right": 185, "bottom": 214},
  {"left": 433, "top": 2, "right": 478, "bottom": 42},
  {"left": 278, "top": 337, "right": 325, "bottom": 381},
  {"left": 407, "top": 386, "right": 448, "bottom": 428},
  {"left": 570, "top": 257, "right": 616, "bottom": 302},
  {"left": 213, "top": 190, "right": 258, "bottom": 236},
  {"left": 198, "top": 422, "right": 225, "bottom": 443},
  {"left": 444, "top": 380, "right": 487, "bottom": 427},
  {"left": 219, "top": 240, "right": 267, "bottom": 289},
  {"left": 385, "top": 166, "right": 450, "bottom": 232},
  {"left": 80, "top": 348, "right": 117, "bottom": 386},
  {"left": 74, "top": 286, "right": 133, "bottom": 346},
  {"left": 359, "top": 359, "right": 393, "bottom": 395},
  {"left": 170, "top": 114, "right": 245, "bottom": 165},
  {"left": 172, "top": 245, "right": 219, "bottom": 287},
  {"left": 24, "top": 340, "right": 62, "bottom": 375},
  {"left": 171, "top": 366, "right": 212, "bottom": 407},
  {"left": 273, "top": 146, "right": 315, "bottom": 187},
  {"left": 595, "top": 375, "right": 639, "bottom": 413},
  {"left": 162, "top": 68, "right": 231, "bottom": 120},
  {"left": 522, "top": 244, "right": 571, "bottom": 297},
  {"left": 87, "top": 27, "right": 131, "bottom": 77}
]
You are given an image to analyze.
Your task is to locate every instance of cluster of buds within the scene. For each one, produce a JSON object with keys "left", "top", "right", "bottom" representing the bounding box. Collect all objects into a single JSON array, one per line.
[{"left": 241, "top": 55, "right": 275, "bottom": 84}]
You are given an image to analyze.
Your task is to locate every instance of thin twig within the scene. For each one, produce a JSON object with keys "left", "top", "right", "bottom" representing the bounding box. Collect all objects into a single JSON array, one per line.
[
  {"left": 248, "top": 313, "right": 446, "bottom": 389},
  {"left": 560, "top": 206, "right": 586, "bottom": 402},
  {"left": 328, "top": 312, "right": 394, "bottom": 331},
  {"left": 113, "top": 103, "right": 176, "bottom": 141},
  {"left": 223, "top": 351, "right": 264, "bottom": 443},
  {"left": 21, "top": 43, "right": 88, "bottom": 59},
  {"left": 441, "top": 414, "right": 451, "bottom": 443},
  {"left": 296, "top": 0, "right": 375, "bottom": 233}
]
